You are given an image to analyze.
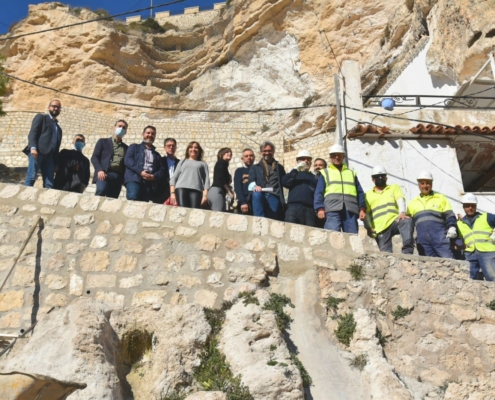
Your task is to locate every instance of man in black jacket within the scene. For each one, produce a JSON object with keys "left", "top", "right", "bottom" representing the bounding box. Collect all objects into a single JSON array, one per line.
[
  {"left": 152, "top": 137, "right": 180, "bottom": 204},
  {"left": 282, "top": 150, "right": 318, "bottom": 227},
  {"left": 248, "top": 141, "right": 286, "bottom": 220},
  {"left": 91, "top": 120, "right": 129, "bottom": 199},
  {"left": 234, "top": 148, "right": 255, "bottom": 214},
  {"left": 54, "top": 134, "right": 90, "bottom": 193},
  {"left": 24, "top": 99, "right": 63, "bottom": 188}
]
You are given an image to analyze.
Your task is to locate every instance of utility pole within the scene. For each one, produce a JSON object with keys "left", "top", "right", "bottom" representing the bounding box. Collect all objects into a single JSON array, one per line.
[
  {"left": 150, "top": 0, "right": 153, "bottom": 18},
  {"left": 334, "top": 74, "right": 343, "bottom": 145}
]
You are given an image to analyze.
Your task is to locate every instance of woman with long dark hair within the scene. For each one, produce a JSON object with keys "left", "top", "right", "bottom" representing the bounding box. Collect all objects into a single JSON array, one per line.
[
  {"left": 208, "top": 147, "right": 234, "bottom": 211},
  {"left": 169, "top": 141, "right": 210, "bottom": 209}
]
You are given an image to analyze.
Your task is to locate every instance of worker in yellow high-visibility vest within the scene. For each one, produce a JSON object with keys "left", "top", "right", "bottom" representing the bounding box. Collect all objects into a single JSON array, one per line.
[
  {"left": 457, "top": 193, "right": 495, "bottom": 281},
  {"left": 314, "top": 144, "right": 366, "bottom": 233},
  {"left": 364, "top": 166, "right": 414, "bottom": 253},
  {"left": 406, "top": 170, "right": 457, "bottom": 258}
]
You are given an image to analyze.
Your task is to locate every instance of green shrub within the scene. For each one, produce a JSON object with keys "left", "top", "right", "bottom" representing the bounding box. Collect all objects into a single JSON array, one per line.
[
  {"left": 349, "top": 354, "right": 368, "bottom": 371},
  {"left": 334, "top": 313, "right": 356, "bottom": 346},
  {"left": 0, "top": 57, "right": 8, "bottom": 116},
  {"left": 327, "top": 296, "right": 345, "bottom": 312},
  {"left": 267, "top": 360, "right": 278, "bottom": 366},
  {"left": 290, "top": 352, "right": 313, "bottom": 387},
  {"left": 132, "top": 18, "right": 166, "bottom": 34},
  {"left": 262, "top": 293, "right": 294, "bottom": 333},
  {"left": 486, "top": 300, "right": 495, "bottom": 311},
  {"left": 238, "top": 291, "right": 259, "bottom": 306},
  {"left": 94, "top": 8, "right": 112, "bottom": 20},
  {"left": 376, "top": 328, "right": 387, "bottom": 347},
  {"left": 348, "top": 264, "right": 364, "bottom": 281},
  {"left": 391, "top": 306, "right": 411, "bottom": 320}
]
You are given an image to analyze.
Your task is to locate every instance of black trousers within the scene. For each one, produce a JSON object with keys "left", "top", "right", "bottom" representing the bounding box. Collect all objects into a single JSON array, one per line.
[
  {"left": 285, "top": 204, "right": 316, "bottom": 227},
  {"left": 176, "top": 188, "right": 202, "bottom": 209}
]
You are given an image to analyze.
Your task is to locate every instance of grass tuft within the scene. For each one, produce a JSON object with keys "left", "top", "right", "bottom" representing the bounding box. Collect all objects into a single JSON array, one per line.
[
  {"left": 486, "top": 300, "right": 495, "bottom": 311},
  {"left": 334, "top": 313, "right": 356, "bottom": 346},
  {"left": 391, "top": 306, "right": 411, "bottom": 320},
  {"left": 238, "top": 291, "right": 259, "bottom": 306},
  {"left": 290, "top": 353, "right": 313, "bottom": 387},
  {"left": 348, "top": 264, "right": 364, "bottom": 281},
  {"left": 262, "top": 293, "right": 294, "bottom": 333},
  {"left": 376, "top": 328, "right": 387, "bottom": 347},
  {"left": 326, "top": 296, "right": 345, "bottom": 312},
  {"left": 349, "top": 354, "right": 368, "bottom": 371}
]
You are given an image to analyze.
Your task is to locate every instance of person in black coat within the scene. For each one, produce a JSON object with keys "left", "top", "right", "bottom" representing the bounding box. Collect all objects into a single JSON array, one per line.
[
  {"left": 282, "top": 150, "right": 318, "bottom": 227},
  {"left": 91, "top": 120, "right": 129, "bottom": 199},
  {"left": 248, "top": 141, "right": 286, "bottom": 220},
  {"left": 234, "top": 148, "right": 255, "bottom": 214},
  {"left": 54, "top": 134, "right": 90, "bottom": 193},
  {"left": 124, "top": 125, "right": 165, "bottom": 202},
  {"left": 208, "top": 147, "right": 234, "bottom": 211},
  {"left": 24, "top": 99, "right": 63, "bottom": 188},
  {"left": 152, "top": 137, "right": 180, "bottom": 204}
]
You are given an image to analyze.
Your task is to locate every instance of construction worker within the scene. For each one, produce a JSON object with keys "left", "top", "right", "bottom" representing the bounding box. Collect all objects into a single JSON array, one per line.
[
  {"left": 457, "top": 193, "right": 495, "bottom": 281},
  {"left": 314, "top": 144, "right": 365, "bottom": 233},
  {"left": 407, "top": 171, "right": 457, "bottom": 258},
  {"left": 364, "top": 166, "right": 414, "bottom": 254}
]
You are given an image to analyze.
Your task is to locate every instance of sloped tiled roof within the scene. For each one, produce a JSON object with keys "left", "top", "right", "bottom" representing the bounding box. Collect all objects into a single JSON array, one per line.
[
  {"left": 347, "top": 124, "right": 391, "bottom": 138},
  {"left": 410, "top": 124, "right": 495, "bottom": 135}
]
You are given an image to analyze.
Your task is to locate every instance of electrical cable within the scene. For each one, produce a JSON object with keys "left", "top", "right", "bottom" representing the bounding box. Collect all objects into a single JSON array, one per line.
[{"left": 0, "top": 0, "right": 185, "bottom": 42}]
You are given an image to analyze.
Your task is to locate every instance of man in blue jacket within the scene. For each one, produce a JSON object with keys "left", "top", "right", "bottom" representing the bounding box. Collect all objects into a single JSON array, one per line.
[
  {"left": 282, "top": 150, "right": 318, "bottom": 227},
  {"left": 124, "top": 125, "right": 164, "bottom": 202},
  {"left": 152, "top": 137, "right": 180, "bottom": 204},
  {"left": 91, "top": 120, "right": 129, "bottom": 199},
  {"left": 248, "top": 141, "right": 286, "bottom": 220},
  {"left": 234, "top": 148, "right": 255, "bottom": 214}
]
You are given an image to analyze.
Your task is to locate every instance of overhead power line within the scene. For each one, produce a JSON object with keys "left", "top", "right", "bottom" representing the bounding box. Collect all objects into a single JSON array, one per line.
[{"left": 0, "top": 0, "right": 185, "bottom": 42}]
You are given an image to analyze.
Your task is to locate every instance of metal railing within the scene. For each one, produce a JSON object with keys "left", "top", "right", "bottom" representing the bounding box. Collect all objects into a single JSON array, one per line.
[{"left": 363, "top": 95, "right": 495, "bottom": 110}]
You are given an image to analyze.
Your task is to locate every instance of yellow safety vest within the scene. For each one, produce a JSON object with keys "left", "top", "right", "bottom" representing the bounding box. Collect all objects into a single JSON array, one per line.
[
  {"left": 365, "top": 184, "right": 403, "bottom": 234},
  {"left": 321, "top": 164, "right": 359, "bottom": 215},
  {"left": 457, "top": 213, "right": 495, "bottom": 253},
  {"left": 406, "top": 191, "right": 454, "bottom": 233}
]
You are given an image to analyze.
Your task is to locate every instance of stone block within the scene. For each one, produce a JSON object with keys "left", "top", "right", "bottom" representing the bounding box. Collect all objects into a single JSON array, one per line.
[
  {"left": 60, "top": 192, "right": 79, "bottom": 208},
  {"left": 349, "top": 235, "right": 364, "bottom": 254},
  {"left": 146, "top": 243, "right": 163, "bottom": 255},
  {"left": 189, "top": 209, "right": 206, "bottom": 227},
  {"left": 43, "top": 293, "right": 68, "bottom": 308},
  {"left": 0, "top": 185, "right": 20, "bottom": 198},
  {"left": 0, "top": 259, "right": 13, "bottom": 271},
  {"left": 225, "top": 251, "right": 255, "bottom": 263},
  {"left": 209, "top": 212, "right": 224, "bottom": 228},
  {"left": 176, "top": 226, "right": 197, "bottom": 237},
  {"left": 207, "top": 272, "right": 223, "bottom": 287},
  {"left": 132, "top": 290, "right": 167, "bottom": 306},
  {"left": 81, "top": 251, "right": 110, "bottom": 272},
  {"left": 148, "top": 204, "right": 166, "bottom": 222},
  {"left": 124, "top": 241, "right": 143, "bottom": 254},
  {"left": 11, "top": 231, "right": 28, "bottom": 244},
  {"left": 194, "top": 289, "right": 218, "bottom": 308},
  {"left": 119, "top": 274, "right": 143, "bottom": 289},
  {"left": 227, "top": 215, "right": 248, "bottom": 231},
  {"left": 74, "top": 226, "right": 91, "bottom": 240},
  {"left": 0, "top": 205, "right": 18, "bottom": 217},
  {"left": 178, "top": 275, "right": 202, "bottom": 289},
  {"left": 125, "top": 219, "right": 139, "bottom": 235},
  {"left": 49, "top": 216, "right": 72, "bottom": 228},
  {"left": 329, "top": 232, "right": 346, "bottom": 249},
  {"left": 164, "top": 255, "right": 185, "bottom": 271},
  {"left": 100, "top": 198, "right": 122, "bottom": 213},
  {"left": 86, "top": 274, "right": 117, "bottom": 288},
  {"left": 74, "top": 214, "right": 95, "bottom": 225},
  {"left": 223, "top": 283, "right": 257, "bottom": 302},
  {"left": 11, "top": 266, "right": 34, "bottom": 287},
  {"left": 329, "top": 270, "right": 351, "bottom": 283},
  {"left": 123, "top": 201, "right": 147, "bottom": 219},
  {"left": 144, "top": 232, "right": 161, "bottom": 240},
  {"left": 228, "top": 267, "right": 266, "bottom": 285},
  {"left": 308, "top": 230, "right": 327, "bottom": 246},
  {"left": 22, "top": 205, "right": 37, "bottom": 212},
  {"left": 42, "top": 242, "right": 62, "bottom": 254},
  {"left": 169, "top": 293, "right": 188, "bottom": 305},
  {"left": 114, "top": 255, "right": 137, "bottom": 273},
  {"left": 169, "top": 208, "right": 187, "bottom": 223},
  {"left": 290, "top": 225, "right": 305, "bottom": 243},
  {"left": 419, "top": 368, "right": 451, "bottom": 387},
  {"left": 450, "top": 304, "right": 477, "bottom": 322},
  {"left": 142, "top": 222, "right": 160, "bottom": 228},
  {"left": 0, "top": 245, "right": 20, "bottom": 257},
  {"left": 90, "top": 235, "right": 108, "bottom": 249},
  {"left": 154, "top": 272, "right": 172, "bottom": 286},
  {"left": 70, "top": 273, "right": 83, "bottom": 296},
  {"left": 270, "top": 221, "right": 285, "bottom": 238},
  {"left": 45, "top": 274, "right": 68, "bottom": 290},
  {"left": 9, "top": 216, "right": 25, "bottom": 228},
  {"left": 40, "top": 207, "right": 56, "bottom": 214},
  {"left": 244, "top": 238, "right": 265, "bottom": 252},
  {"left": 113, "top": 224, "right": 124, "bottom": 234},
  {"left": 277, "top": 243, "right": 300, "bottom": 262},
  {"left": 252, "top": 217, "right": 268, "bottom": 236},
  {"left": 0, "top": 312, "right": 21, "bottom": 328},
  {"left": 79, "top": 196, "right": 100, "bottom": 211},
  {"left": 0, "top": 290, "right": 24, "bottom": 311},
  {"left": 313, "top": 249, "right": 334, "bottom": 259},
  {"left": 96, "top": 221, "right": 112, "bottom": 234},
  {"left": 95, "top": 291, "right": 125, "bottom": 308},
  {"left": 38, "top": 189, "right": 60, "bottom": 206},
  {"left": 18, "top": 187, "right": 38, "bottom": 201},
  {"left": 196, "top": 234, "right": 222, "bottom": 252},
  {"left": 65, "top": 242, "right": 88, "bottom": 255},
  {"left": 259, "top": 253, "right": 277, "bottom": 274},
  {"left": 213, "top": 257, "right": 226, "bottom": 270}
]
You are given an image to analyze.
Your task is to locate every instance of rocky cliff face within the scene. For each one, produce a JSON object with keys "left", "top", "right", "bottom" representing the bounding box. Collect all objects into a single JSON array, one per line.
[{"left": 1, "top": 0, "right": 494, "bottom": 136}]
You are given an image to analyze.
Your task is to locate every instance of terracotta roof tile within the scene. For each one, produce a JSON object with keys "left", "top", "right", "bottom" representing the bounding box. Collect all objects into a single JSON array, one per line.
[
  {"left": 347, "top": 124, "right": 390, "bottom": 138},
  {"left": 410, "top": 124, "right": 495, "bottom": 135}
]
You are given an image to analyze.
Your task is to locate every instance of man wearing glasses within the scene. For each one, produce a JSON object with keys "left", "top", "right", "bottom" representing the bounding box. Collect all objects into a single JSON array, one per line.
[
  {"left": 152, "top": 137, "right": 180, "bottom": 204},
  {"left": 364, "top": 166, "right": 414, "bottom": 254},
  {"left": 314, "top": 144, "right": 365, "bottom": 233},
  {"left": 24, "top": 99, "right": 63, "bottom": 188}
]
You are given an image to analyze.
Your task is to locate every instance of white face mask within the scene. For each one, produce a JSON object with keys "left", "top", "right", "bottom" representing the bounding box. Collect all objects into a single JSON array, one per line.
[{"left": 115, "top": 127, "right": 126, "bottom": 137}]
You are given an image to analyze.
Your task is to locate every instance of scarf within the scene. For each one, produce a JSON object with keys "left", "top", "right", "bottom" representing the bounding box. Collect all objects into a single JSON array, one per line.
[{"left": 260, "top": 158, "right": 278, "bottom": 181}]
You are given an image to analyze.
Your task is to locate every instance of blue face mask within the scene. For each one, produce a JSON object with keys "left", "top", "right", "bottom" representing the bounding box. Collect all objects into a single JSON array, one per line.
[
  {"left": 115, "top": 127, "right": 126, "bottom": 138},
  {"left": 74, "top": 141, "right": 85, "bottom": 152}
]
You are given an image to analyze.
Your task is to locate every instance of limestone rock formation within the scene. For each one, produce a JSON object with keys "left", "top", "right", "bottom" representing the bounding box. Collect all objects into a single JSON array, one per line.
[{"left": 1, "top": 0, "right": 493, "bottom": 136}]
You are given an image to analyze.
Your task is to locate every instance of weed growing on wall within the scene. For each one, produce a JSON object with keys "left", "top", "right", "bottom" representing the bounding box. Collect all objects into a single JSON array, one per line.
[
  {"left": 326, "top": 296, "right": 345, "bottom": 312},
  {"left": 486, "top": 300, "right": 495, "bottom": 311},
  {"left": 348, "top": 264, "right": 364, "bottom": 281},
  {"left": 334, "top": 313, "right": 356, "bottom": 346},
  {"left": 376, "top": 328, "right": 387, "bottom": 347},
  {"left": 159, "top": 386, "right": 186, "bottom": 400},
  {"left": 290, "top": 353, "right": 313, "bottom": 387},
  {"left": 349, "top": 354, "right": 368, "bottom": 371},
  {"left": 0, "top": 57, "right": 8, "bottom": 116},
  {"left": 262, "top": 293, "right": 294, "bottom": 333},
  {"left": 238, "top": 291, "right": 260, "bottom": 306},
  {"left": 391, "top": 306, "right": 411, "bottom": 320}
]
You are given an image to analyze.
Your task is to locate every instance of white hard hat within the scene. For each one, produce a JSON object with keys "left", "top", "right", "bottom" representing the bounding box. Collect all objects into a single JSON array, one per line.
[
  {"left": 296, "top": 150, "right": 312, "bottom": 159},
  {"left": 417, "top": 170, "right": 433, "bottom": 181},
  {"left": 461, "top": 193, "right": 478, "bottom": 204},
  {"left": 329, "top": 144, "right": 345, "bottom": 155},
  {"left": 372, "top": 165, "right": 387, "bottom": 176}
]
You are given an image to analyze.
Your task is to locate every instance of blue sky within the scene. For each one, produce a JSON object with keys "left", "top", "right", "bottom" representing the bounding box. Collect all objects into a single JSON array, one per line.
[{"left": 0, "top": 0, "right": 217, "bottom": 34}]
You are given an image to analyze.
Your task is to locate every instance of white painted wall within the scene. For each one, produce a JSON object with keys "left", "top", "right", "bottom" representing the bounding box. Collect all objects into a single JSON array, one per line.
[{"left": 385, "top": 40, "right": 458, "bottom": 105}]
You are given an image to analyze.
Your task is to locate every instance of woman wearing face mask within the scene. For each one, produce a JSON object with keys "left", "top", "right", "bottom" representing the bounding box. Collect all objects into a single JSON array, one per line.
[
  {"left": 54, "top": 134, "right": 91, "bottom": 193},
  {"left": 208, "top": 147, "right": 234, "bottom": 211},
  {"left": 91, "top": 119, "right": 129, "bottom": 199},
  {"left": 169, "top": 141, "right": 210, "bottom": 209}
]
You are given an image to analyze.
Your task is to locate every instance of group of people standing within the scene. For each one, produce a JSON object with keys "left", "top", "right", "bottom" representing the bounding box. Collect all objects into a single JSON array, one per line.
[{"left": 23, "top": 99, "right": 495, "bottom": 281}]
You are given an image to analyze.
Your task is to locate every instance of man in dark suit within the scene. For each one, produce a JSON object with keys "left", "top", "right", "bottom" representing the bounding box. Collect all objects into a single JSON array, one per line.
[
  {"left": 234, "top": 148, "right": 255, "bottom": 214},
  {"left": 91, "top": 120, "right": 129, "bottom": 199},
  {"left": 54, "top": 134, "right": 90, "bottom": 193},
  {"left": 152, "top": 137, "right": 180, "bottom": 204},
  {"left": 24, "top": 99, "right": 63, "bottom": 188},
  {"left": 124, "top": 125, "right": 165, "bottom": 202}
]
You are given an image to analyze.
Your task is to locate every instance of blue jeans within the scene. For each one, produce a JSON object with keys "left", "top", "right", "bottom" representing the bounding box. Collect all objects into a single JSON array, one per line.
[
  {"left": 252, "top": 191, "right": 281, "bottom": 220},
  {"left": 465, "top": 250, "right": 495, "bottom": 281},
  {"left": 24, "top": 152, "right": 55, "bottom": 188},
  {"left": 95, "top": 172, "right": 123, "bottom": 199},
  {"left": 324, "top": 207, "right": 358, "bottom": 233},
  {"left": 416, "top": 228, "right": 453, "bottom": 259},
  {"left": 125, "top": 181, "right": 153, "bottom": 202}
]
